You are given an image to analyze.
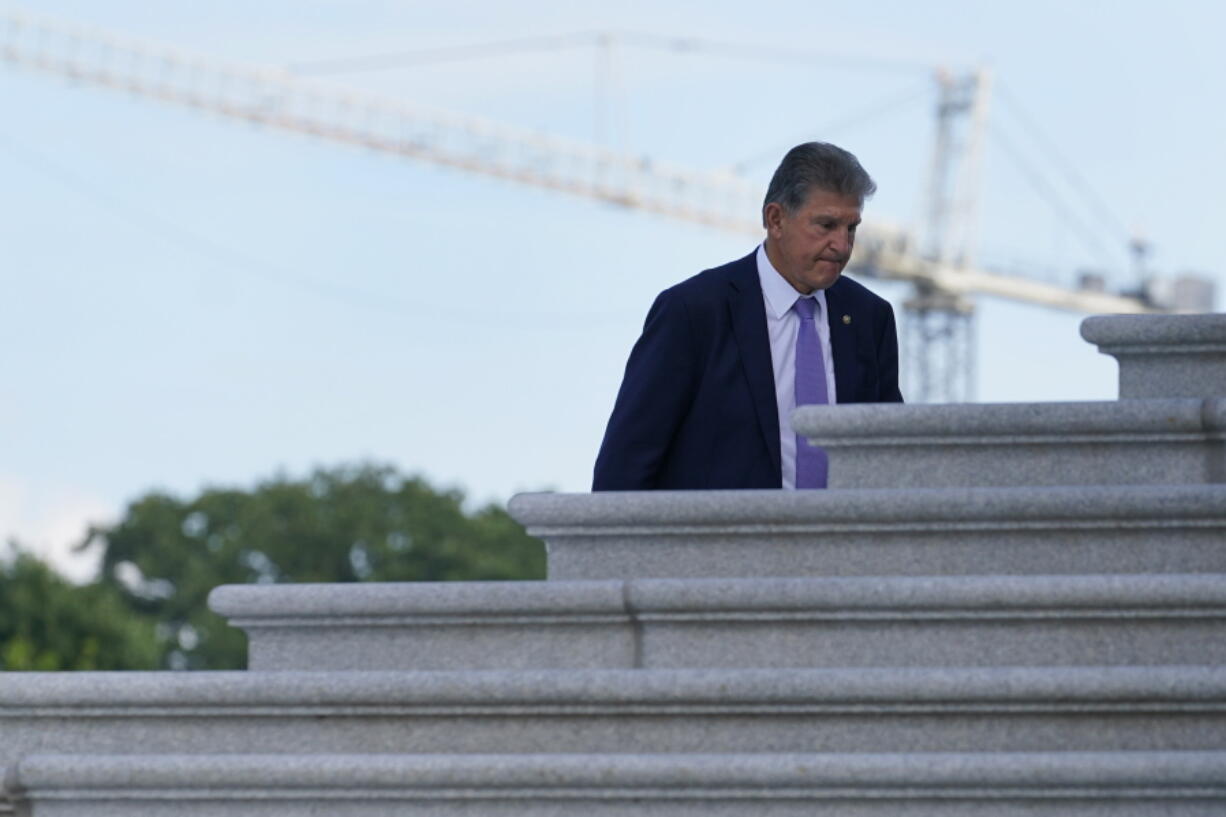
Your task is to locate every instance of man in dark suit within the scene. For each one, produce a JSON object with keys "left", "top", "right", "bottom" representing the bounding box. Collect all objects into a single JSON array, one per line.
[{"left": 593, "top": 142, "right": 902, "bottom": 491}]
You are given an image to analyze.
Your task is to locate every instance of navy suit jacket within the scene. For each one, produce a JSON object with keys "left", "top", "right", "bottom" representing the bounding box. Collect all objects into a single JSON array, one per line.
[{"left": 593, "top": 250, "right": 903, "bottom": 490}]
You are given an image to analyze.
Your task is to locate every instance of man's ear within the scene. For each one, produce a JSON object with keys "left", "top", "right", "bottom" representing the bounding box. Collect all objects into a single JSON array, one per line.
[{"left": 763, "top": 202, "right": 784, "bottom": 235}]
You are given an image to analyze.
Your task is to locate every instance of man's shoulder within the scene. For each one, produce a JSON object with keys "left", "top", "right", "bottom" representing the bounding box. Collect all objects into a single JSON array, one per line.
[
  {"left": 660, "top": 250, "right": 758, "bottom": 304},
  {"left": 829, "top": 273, "right": 893, "bottom": 310}
]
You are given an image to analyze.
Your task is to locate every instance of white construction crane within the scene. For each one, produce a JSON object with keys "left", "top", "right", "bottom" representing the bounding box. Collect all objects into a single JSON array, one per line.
[{"left": 2, "top": 7, "right": 1212, "bottom": 402}]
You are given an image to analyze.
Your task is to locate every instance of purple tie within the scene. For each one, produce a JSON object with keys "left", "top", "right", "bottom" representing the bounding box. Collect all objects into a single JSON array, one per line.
[{"left": 794, "top": 297, "right": 829, "bottom": 489}]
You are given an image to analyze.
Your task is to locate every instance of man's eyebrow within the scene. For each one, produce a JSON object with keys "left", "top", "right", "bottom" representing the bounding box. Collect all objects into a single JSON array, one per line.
[{"left": 812, "top": 212, "right": 862, "bottom": 224}]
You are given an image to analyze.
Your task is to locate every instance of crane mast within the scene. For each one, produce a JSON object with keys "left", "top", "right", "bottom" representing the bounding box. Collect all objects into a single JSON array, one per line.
[{"left": 904, "top": 67, "right": 991, "bottom": 404}]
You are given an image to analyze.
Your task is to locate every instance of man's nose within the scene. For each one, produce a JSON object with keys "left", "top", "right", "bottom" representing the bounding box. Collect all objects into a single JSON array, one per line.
[{"left": 829, "top": 228, "right": 852, "bottom": 255}]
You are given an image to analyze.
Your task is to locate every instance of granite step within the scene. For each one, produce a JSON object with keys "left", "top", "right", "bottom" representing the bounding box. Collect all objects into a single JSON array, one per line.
[
  {"left": 9, "top": 751, "right": 1226, "bottom": 816},
  {"left": 509, "top": 484, "right": 1226, "bottom": 580},
  {"left": 2, "top": 666, "right": 1225, "bottom": 776},
  {"left": 792, "top": 397, "right": 1226, "bottom": 491},
  {"left": 781, "top": 314, "right": 1226, "bottom": 492},
  {"left": 210, "top": 573, "right": 1226, "bottom": 671}
]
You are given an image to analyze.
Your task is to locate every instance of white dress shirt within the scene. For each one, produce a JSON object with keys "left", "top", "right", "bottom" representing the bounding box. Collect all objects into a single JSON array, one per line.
[{"left": 755, "top": 243, "right": 838, "bottom": 490}]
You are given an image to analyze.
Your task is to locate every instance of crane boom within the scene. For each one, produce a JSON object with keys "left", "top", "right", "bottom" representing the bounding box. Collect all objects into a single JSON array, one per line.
[{"left": 1, "top": 6, "right": 1162, "bottom": 316}]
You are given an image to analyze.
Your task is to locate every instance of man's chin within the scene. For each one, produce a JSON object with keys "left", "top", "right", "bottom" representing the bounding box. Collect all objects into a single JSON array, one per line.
[{"left": 806, "top": 268, "right": 843, "bottom": 291}]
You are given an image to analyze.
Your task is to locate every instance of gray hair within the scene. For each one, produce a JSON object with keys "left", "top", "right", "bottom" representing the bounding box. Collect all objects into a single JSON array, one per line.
[{"left": 761, "top": 142, "right": 876, "bottom": 226}]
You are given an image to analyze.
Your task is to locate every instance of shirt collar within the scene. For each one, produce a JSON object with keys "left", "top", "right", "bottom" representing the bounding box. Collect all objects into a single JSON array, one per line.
[{"left": 755, "top": 243, "right": 827, "bottom": 320}]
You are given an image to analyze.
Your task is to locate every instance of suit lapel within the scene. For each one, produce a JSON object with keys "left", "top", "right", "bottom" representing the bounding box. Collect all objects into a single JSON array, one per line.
[
  {"left": 727, "top": 255, "right": 782, "bottom": 477},
  {"left": 824, "top": 279, "right": 857, "bottom": 403}
]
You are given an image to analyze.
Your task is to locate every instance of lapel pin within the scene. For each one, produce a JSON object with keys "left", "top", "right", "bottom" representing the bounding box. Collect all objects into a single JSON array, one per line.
[{"left": 842, "top": 314, "right": 851, "bottom": 325}]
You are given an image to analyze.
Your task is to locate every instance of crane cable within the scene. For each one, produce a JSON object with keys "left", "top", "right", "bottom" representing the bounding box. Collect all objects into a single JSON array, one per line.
[
  {"left": 0, "top": 128, "right": 626, "bottom": 329},
  {"left": 728, "top": 80, "right": 930, "bottom": 173},
  {"left": 987, "top": 122, "right": 1122, "bottom": 269},
  {"left": 994, "top": 81, "right": 1134, "bottom": 250},
  {"left": 288, "top": 29, "right": 934, "bottom": 77}
]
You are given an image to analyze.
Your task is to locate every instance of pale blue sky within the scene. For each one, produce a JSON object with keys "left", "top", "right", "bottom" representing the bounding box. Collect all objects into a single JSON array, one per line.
[{"left": 2, "top": 1, "right": 1223, "bottom": 579}]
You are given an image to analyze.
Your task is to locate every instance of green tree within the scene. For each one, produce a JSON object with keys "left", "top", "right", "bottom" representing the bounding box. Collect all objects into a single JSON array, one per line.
[
  {"left": 0, "top": 547, "right": 160, "bottom": 670},
  {"left": 83, "top": 463, "right": 545, "bottom": 670}
]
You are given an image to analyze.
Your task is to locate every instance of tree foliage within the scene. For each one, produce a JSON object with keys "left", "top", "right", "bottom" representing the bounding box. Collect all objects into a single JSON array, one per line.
[
  {"left": 83, "top": 463, "right": 545, "bottom": 670},
  {"left": 0, "top": 547, "right": 160, "bottom": 670}
]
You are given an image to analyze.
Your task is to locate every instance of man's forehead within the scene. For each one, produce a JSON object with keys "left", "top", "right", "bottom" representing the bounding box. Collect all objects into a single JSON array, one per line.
[{"left": 802, "top": 189, "right": 863, "bottom": 216}]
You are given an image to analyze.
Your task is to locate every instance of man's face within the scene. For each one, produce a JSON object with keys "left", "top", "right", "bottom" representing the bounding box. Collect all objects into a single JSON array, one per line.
[{"left": 763, "top": 189, "right": 862, "bottom": 294}]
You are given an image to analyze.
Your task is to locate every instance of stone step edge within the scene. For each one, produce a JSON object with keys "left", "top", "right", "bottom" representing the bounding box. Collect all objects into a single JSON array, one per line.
[
  {"left": 3, "top": 666, "right": 1225, "bottom": 713},
  {"left": 508, "top": 483, "right": 1226, "bottom": 531},
  {"left": 1082, "top": 313, "right": 1226, "bottom": 349},
  {"left": 210, "top": 574, "right": 1226, "bottom": 626},
  {"left": 7, "top": 752, "right": 1226, "bottom": 800},
  {"left": 793, "top": 396, "right": 1226, "bottom": 444}
]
